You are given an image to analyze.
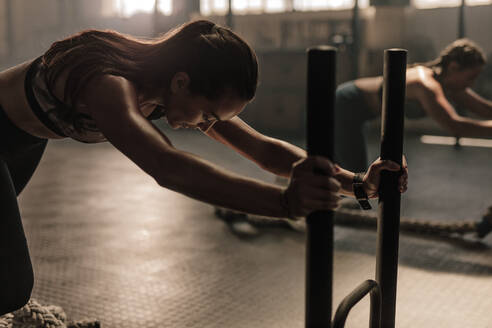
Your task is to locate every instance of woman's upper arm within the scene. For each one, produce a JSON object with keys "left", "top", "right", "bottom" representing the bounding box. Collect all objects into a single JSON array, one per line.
[
  {"left": 80, "top": 75, "right": 175, "bottom": 182},
  {"left": 417, "top": 81, "right": 461, "bottom": 132}
]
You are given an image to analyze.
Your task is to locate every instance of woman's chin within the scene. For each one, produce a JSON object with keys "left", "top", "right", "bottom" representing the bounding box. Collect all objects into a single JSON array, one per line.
[
  {"left": 167, "top": 120, "right": 192, "bottom": 130},
  {"left": 167, "top": 120, "right": 181, "bottom": 130}
]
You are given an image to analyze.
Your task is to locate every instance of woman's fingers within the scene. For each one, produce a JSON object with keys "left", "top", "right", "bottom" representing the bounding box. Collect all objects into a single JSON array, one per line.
[
  {"left": 304, "top": 175, "right": 341, "bottom": 192},
  {"left": 372, "top": 159, "right": 401, "bottom": 173},
  {"left": 399, "top": 174, "right": 408, "bottom": 193},
  {"left": 402, "top": 155, "right": 408, "bottom": 168},
  {"left": 293, "top": 156, "right": 336, "bottom": 177},
  {"left": 399, "top": 156, "right": 409, "bottom": 193},
  {"left": 290, "top": 192, "right": 342, "bottom": 214},
  {"left": 299, "top": 185, "right": 342, "bottom": 203},
  {"left": 286, "top": 156, "right": 342, "bottom": 216},
  {"left": 288, "top": 178, "right": 341, "bottom": 203},
  {"left": 366, "top": 155, "right": 409, "bottom": 195},
  {"left": 368, "top": 157, "right": 408, "bottom": 174}
]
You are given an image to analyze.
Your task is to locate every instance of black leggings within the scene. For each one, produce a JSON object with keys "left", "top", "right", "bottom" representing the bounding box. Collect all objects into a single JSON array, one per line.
[
  {"left": 0, "top": 106, "right": 47, "bottom": 315},
  {"left": 334, "top": 81, "right": 377, "bottom": 172}
]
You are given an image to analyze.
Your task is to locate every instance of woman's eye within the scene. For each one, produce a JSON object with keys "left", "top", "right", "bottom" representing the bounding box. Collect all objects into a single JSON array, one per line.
[{"left": 203, "top": 113, "right": 212, "bottom": 122}]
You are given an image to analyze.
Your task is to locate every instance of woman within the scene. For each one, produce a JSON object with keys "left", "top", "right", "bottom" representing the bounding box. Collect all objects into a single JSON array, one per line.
[
  {"left": 336, "top": 38, "right": 491, "bottom": 172},
  {"left": 0, "top": 20, "right": 407, "bottom": 314}
]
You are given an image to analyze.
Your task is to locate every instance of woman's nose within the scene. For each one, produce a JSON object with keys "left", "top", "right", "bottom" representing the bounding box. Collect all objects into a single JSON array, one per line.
[{"left": 190, "top": 114, "right": 202, "bottom": 125}]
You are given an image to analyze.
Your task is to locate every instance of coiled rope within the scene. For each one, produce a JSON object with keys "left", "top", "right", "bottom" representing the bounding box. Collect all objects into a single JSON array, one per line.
[
  {"left": 215, "top": 206, "right": 492, "bottom": 239},
  {"left": 0, "top": 299, "right": 100, "bottom": 328}
]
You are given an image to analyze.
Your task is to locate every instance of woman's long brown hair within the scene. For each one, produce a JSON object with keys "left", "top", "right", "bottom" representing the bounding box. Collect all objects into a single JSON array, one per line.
[
  {"left": 42, "top": 19, "right": 258, "bottom": 109},
  {"left": 415, "top": 38, "right": 486, "bottom": 75}
]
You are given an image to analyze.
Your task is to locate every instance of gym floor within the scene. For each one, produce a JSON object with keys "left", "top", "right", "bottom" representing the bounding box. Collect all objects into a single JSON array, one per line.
[{"left": 18, "top": 119, "right": 492, "bottom": 328}]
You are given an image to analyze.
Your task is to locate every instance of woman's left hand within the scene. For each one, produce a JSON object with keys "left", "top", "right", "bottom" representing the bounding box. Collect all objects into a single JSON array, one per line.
[{"left": 364, "top": 156, "right": 408, "bottom": 198}]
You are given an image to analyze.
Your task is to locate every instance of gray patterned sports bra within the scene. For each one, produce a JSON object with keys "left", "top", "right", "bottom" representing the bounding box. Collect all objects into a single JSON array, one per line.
[{"left": 25, "top": 56, "right": 165, "bottom": 143}]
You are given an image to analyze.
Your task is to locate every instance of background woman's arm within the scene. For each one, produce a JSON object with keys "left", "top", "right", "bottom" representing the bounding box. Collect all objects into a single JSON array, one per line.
[
  {"left": 451, "top": 88, "right": 492, "bottom": 119},
  {"left": 419, "top": 82, "right": 492, "bottom": 137}
]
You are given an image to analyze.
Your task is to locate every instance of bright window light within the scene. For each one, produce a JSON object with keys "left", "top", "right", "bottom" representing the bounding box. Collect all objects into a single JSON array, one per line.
[
  {"left": 414, "top": 0, "right": 492, "bottom": 9},
  {"left": 413, "top": 0, "right": 460, "bottom": 8},
  {"left": 420, "top": 135, "right": 492, "bottom": 148},
  {"left": 158, "top": 0, "right": 173, "bottom": 15},
  {"left": 115, "top": 0, "right": 172, "bottom": 17},
  {"left": 201, "top": 0, "right": 228, "bottom": 15},
  {"left": 201, "top": 0, "right": 368, "bottom": 15},
  {"left": 467, "top": 0, "right": 492, "bottom": 5},
  {"left": 265, "top": 0, "right": 286, "bottom": 12},
  {"left": 294, "top": 0, "right": 369, "bottom": 10}
]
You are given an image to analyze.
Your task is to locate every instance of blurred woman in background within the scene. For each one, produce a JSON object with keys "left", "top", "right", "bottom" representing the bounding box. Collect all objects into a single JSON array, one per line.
[{"left": 336, "top": 38, "right": 491, "bottom": 172}]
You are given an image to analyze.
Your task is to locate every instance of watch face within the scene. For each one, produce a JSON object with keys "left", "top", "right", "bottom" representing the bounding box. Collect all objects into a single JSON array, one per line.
[
  {"left": 353, "top": 182, "right": 367, "bottom": 200},
  {"left": 353, "top": 181, "right": 372, "bottom": 210}
]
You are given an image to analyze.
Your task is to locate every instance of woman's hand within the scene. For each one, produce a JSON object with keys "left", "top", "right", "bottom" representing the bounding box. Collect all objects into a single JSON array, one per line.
[
  {"left": 282, "top": 156, "right": 341, "bottom": 217},
  {"left": 364, "top": 156, "right": 408, "bottom": 198}
]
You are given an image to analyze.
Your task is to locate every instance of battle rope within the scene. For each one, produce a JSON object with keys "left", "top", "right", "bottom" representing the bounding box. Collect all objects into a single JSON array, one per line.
[
  {"left": 215, "top": 206, "right": 492, "bottom": 239},
  {"left": 0, "top": 299, "right": 100, "bottom": 328}
]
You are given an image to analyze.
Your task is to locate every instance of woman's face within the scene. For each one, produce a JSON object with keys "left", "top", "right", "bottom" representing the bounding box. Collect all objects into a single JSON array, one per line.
[
  {"left": 164, "top": 72, "right": 249, "bottom": 132},
  {"left": 442, "top": 62, "right": 483, "bottom": 91}
]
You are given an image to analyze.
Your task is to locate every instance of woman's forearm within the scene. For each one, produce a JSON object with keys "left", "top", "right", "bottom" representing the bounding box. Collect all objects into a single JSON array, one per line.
[
  {"left": 449, "top": 117, "right": 492, "bottom": 137},
  {"left": 155, "top": 148, "right": 288, "bottom": 217},
  {"left": 469, "top": 101, "right": 492, "bottom": 119},
  {"left": 258, "top": 137, "right": 360, "bottom": 196},
  {"left": 258, "top": 137, "right": 306, "bottom": 177},
  {"left": 474, "top": 101, "right": 492, "bottom": 120},
  {"left": 334, "top": 166, "right": 356, "bottom": 197},
  {"left": 206, "top": 119, "right": 305, "bottom": 177},
  {"left": 453, "top": 89, "right": 492, "bottom": 119}
]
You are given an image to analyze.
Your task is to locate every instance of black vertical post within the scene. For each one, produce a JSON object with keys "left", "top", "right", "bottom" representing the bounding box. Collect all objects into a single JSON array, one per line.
[
  {"left": 458, "top": 0, "right": 466, "bottom": 39},
  {"left": 455, "top": 0, "right": 466, "bottom": 148},
  {"left": 376, "top": 49, "right": 407, "bottom": 328},
  {"left": 305, "top": 46, "right": 337, "bottom": 328},
  {"left": 351, "top": 0, "right": 360, "bottom": 79},
  {"left": 226, "top": 0, "right": 234, "bottom": 29}
]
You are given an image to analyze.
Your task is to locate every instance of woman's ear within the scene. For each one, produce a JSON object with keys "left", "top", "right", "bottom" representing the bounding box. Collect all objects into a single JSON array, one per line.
[{"left": 170, "top": 72, "right": 190, "bottom": 94}]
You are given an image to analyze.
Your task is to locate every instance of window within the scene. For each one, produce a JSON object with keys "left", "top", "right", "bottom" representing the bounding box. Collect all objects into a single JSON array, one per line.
[
  {"left": 104, "top": 0, "right": 173, "bottom": 18},
  {"left": 413, "top": 0, "right": 492, "bottom": 8},
  {"left": 293, "top": 0, "right": 369, "bottom": 10},
  {"left": 200, "top": 0, "right": 368, "bottom": 15}
]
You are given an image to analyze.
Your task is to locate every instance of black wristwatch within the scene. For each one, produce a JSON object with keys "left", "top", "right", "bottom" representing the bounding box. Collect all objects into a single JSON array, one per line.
[{"left": 353, "top": 172, "right": 372, "bottom": 210}]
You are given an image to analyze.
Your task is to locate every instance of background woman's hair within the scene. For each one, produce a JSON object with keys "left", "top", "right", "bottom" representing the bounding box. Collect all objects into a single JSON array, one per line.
[
  {"left": 418, "top": 38, "right": 486, "bottom": 73},
  {"left": 43, "top": 19, "right": 258, "bottom": 109}
]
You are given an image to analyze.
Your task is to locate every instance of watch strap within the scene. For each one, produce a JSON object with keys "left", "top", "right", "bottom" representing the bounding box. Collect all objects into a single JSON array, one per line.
[{"left": 353, "top": 172, "right": 372, "bottom": 210}]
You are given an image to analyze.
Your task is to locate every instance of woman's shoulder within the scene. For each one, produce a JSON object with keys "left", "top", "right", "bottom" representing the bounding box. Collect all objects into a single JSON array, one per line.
[
  {"left": 77, "top": 74, "right": 138, "bottom": 113},
  {"left": 0, "top": 58, "right": 38, "bottom": 110},
  {"left": 0, "top": 58, "right": 36, "bottom": 86},
  {"left": 407, "top": 66, "right": 441, "bottom": 93},
  {"left": 81, "top": 74, "right": 135, "bottom": 98}
]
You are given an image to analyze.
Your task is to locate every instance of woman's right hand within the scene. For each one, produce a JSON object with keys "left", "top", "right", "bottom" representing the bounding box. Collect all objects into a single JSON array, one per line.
[{"left": 282, "top": 156, "right": 341, "bottom": 218}]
